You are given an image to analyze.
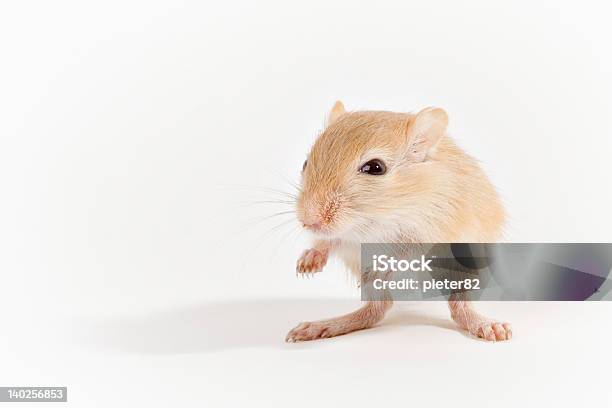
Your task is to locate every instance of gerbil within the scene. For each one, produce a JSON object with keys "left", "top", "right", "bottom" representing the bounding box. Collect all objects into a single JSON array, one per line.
[{"left": 286, "top": 101, "right": 511, "bottom": 342}]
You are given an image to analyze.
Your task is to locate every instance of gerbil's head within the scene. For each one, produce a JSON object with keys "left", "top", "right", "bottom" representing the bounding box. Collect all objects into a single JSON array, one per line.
[{"left": 296, "top": 101, "right": 450, "bottom": 242}]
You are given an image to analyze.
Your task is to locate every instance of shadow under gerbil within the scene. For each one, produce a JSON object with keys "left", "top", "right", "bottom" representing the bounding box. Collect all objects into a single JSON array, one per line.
[
  {"left": 381, "top": 308, "right": 457, "bottom": 332},
  {"left": 77, "top": 298, "right": 460, "bottom": 355}
]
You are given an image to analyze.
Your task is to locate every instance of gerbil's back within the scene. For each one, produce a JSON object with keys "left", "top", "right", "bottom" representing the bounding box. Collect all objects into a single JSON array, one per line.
[{"left": 416, "top": 136, "right": 505, "bottom": 243}]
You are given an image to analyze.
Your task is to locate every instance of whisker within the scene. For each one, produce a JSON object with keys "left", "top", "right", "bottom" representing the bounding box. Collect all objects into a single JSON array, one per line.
[
  {"left": 237, "top": 217, "right": 299, "bottom": 273},
  {"left": 227, "top": 199, "right": 296, "bottom": 210},
  {"left": 267, "top": 223, "right": 303, "bottom": 262},
  {"left": 219, "top": 183, "right": 298, "bottom": 200},
  {"left": 261, "top": 169, "right": 302, "bottom": 195},
  {"left": 247, "top": 199, "right": 296, "bottom": 206},
  {"left": 242, "top": 210, "right": 296, "bottom": 227}
]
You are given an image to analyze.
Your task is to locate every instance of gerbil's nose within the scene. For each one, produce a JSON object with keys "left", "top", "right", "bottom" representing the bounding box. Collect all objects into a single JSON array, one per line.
[
  {"left": 299, "top": 196, "right": 340, "bottom": 231},
  {"left": 300, "top": 210, "right": 323, "bottom": 231},
  {"left": 302, "top": 220, "right": 322, "bottom": 231}
]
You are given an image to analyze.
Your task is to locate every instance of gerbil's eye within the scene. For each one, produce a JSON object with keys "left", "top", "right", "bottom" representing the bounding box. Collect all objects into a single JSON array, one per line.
[
  {"left": 302, "top": 160, "right": 307, "bottom": 172},
  {"left": 359, "top": 159, "right": 386, "bottom": 175}
]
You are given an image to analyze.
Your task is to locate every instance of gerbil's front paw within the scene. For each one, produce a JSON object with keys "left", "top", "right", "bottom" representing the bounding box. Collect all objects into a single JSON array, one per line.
[
  {"left": 285, "top": 321, "right": 337, "bottom": 342},
  {"left": 471, "top": 321, "right": 513, "bottom": 342},
  {"left": 296, "top": 248, "right": 328, "bottom": 276}
]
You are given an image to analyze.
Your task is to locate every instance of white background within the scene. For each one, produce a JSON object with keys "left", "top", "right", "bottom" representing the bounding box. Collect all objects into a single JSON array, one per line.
[{"left": 1, "top": 0, "right": 612, "bottom": 407}]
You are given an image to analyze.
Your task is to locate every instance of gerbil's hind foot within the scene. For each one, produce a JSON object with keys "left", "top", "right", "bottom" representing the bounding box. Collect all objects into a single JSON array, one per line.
[
  {"left": 454, "top": 313, "right": 512, "bottom": 342},
  {"left": 449, "top": 299, "right": 512, "bottom": 342},
  {"left": 473, "top": 321, "right": 512, "bottom": 342},
  {"left": 285, "top": 321, "right": 342, "bottom": 342},
  {"left": 285, "top": 301, "right": 393, "bottom": 343},
  {"left": 296, "top": 248, "right": 328, "bottom": 276}
]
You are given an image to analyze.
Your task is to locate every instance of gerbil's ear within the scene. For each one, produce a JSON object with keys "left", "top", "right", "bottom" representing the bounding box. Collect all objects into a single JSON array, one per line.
[
  {"left": 406, "top": 107, "right": 448, "bottom": 162},
  {"left": 327, "top": 100, "right": 346, "bottom": 125}
]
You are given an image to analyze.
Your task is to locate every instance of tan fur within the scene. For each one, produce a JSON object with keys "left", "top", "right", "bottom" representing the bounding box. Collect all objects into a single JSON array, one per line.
[
  {"left": 286, "top": 102, "right": 511, "bottom": 343},
  {"left": 327, "top": 100, "right": 346, "bottom": 125}
]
